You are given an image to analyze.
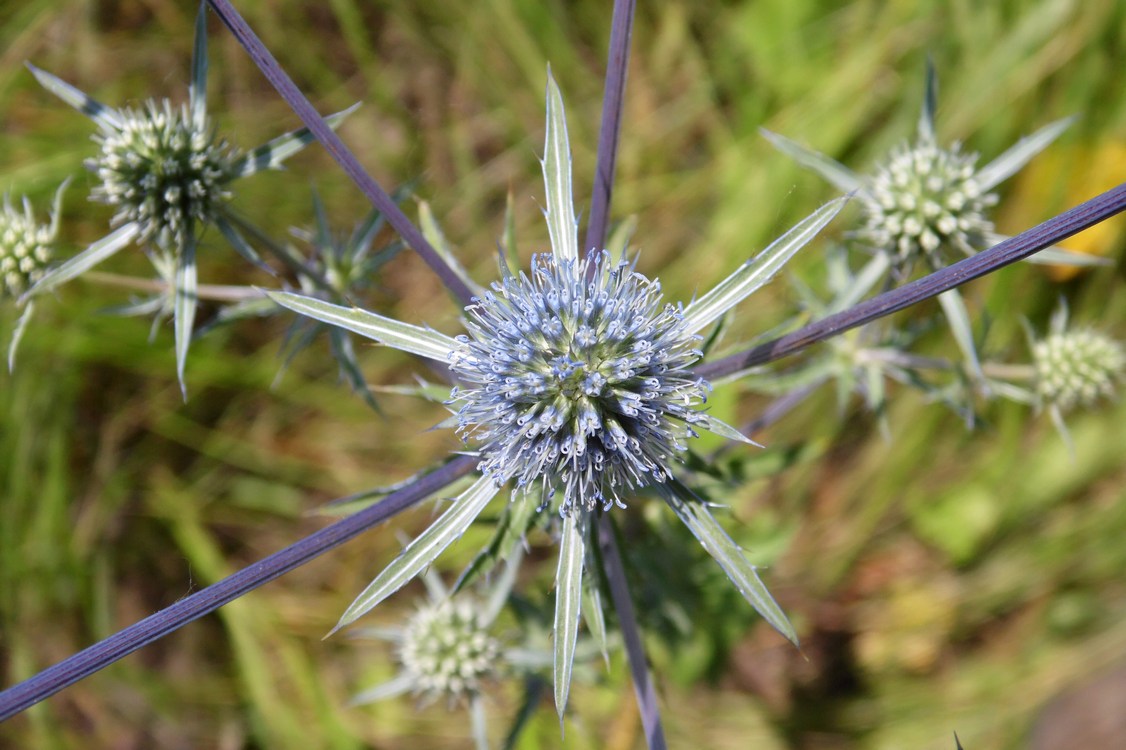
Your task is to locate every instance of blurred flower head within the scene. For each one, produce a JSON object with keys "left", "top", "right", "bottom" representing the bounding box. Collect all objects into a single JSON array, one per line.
[
  {"left": 862, "top": 137, "right": 996, "bottom": 267},
  {"left": 91, "top": 99, "right": 236, "bottom": 252},
  {"left": 0, "top": 185, "right": 64, "bottom": 299},
  {"left": 1033, "top": 321, "right": 1124, "bottom": 413}
]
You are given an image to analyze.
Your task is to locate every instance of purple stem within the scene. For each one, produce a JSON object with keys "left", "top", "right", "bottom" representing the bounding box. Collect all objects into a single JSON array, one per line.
[
  {"left": 598, "top": 518, "right": 668, "bottom": 750},
  {"left": 204, "top": 0, "right": 474, "bottom": 306},
  {"left": 0, "top": 455, "right": 477, "bottom": 720},
  {"left": 583, "top": 1, "right": 666, "bottom": 746},
  {"left": 583, "top": 0, "right": 636, "bottom": 256},
  {"left": 697, "top": 182, "right": 1126, "bottom": 381}
]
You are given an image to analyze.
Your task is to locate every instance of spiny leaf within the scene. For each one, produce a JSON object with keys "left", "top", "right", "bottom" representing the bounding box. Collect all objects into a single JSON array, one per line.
[
  {"left": 660, "top": 479, "right": 797, "bottom": 646},
  {"left": 542, "top": 67, "right": 580, "bottom": 264},
  {"left": 683, "top": 196, "right": 847, "bottom": 333},
  {"left": 553, "top": 510, "right": 586, "bottom": 723},
  {"left": 332, "top": 474, "right": 502, "bottom": 634},
  {"left": 266, "top": 290, "right": 457, "bottom": 361}
]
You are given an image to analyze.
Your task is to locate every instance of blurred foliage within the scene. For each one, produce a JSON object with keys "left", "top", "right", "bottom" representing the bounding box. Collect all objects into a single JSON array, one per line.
[{"left": 2, "top": 0, "right": 1126, "bottom": 748}]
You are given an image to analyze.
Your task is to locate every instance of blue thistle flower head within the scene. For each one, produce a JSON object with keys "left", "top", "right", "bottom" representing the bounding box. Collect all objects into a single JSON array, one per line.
[{"left": 449, "top": 250, "right": 709, "bottom": 515}]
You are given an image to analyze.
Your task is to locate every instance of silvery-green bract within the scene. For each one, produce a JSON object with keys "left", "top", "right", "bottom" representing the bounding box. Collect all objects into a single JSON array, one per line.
[{"left": 269, "top": 68, "right": 847, "bottom": 721}]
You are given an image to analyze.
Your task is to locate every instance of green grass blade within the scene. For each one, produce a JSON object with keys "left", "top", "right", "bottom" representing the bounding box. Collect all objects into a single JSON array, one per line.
[
  {"left": 189, "top": 0, "right": 209, "bottom": 131},
  {"left": 7, "top": 301, "right": 34, "bottom": 372},
  {"left": 542, "top": 67, "right": 579, "bottom": 264},
  {"left": 975, "top": 117, "right": 1075, "bottom": 191},
  {"left": 174, "top": 231, "right": 199, "bottom": 399},
  {"left": 266, "top": 290, "right": 457, "bottom": 361},
  {"left": 419, "top": 200, "right": 485, "bottom": 297},
  {"left": 332, "top": 474, "right": 501, "bottom": 633},
  {"left": 553, "top": 509, "right": 586, "bottom": 723},
  {"left": 350, "top": 673, "right": 414, "bottom": 705},
  {"left": 24, "top": 223, "right": 139, "bottom": 299},
  {"left": 26, "top": 63, "right": 122, "bottom": 132},
  {"left": 683, "top": 196, "right": 847, "bottom": 333},
  {"left": 660, "top": 479, "right": 797, "bottom": 646},
  {"left": 760, "top": 128, "right": 865, "bottom": 194},
  {"left": 230, "top": 103, "right": 361, "bottom": 178},
  {"left": 918, "top": 57, "right": 938, "bottom": 143}
]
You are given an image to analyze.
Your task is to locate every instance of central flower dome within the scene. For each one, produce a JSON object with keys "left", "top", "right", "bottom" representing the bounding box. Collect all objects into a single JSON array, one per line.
[{"left": 449, "top": 251, "right": 709, "bottom": 513}]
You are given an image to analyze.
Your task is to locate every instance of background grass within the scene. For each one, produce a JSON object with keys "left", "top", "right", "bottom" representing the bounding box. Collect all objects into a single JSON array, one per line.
[{"left": 2, "top": 0, "right": 1126, "bottom": 748}]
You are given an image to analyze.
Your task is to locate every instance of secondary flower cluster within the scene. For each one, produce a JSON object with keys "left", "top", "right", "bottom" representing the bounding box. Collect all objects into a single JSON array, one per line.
[
  {"left": 1033, "top": 326, "right": 1125, "bottom": 412},
  {"left": 862, "top": 138, "right": 996, "bottom": 267},
  {"left": 397, "top": 597, "right": 502, "bottom": 704},
  {"left": 0, "top": 192, "right": 58, "bottom": 298},
  {"left": 92, "top": 99, "right": 236, "bottom": 252}
]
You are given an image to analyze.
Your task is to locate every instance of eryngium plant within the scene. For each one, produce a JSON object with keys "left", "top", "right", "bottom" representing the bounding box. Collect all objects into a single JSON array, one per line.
[
  {"left": 1, "top": 181, "right": 67, "bottom": 370},
  {"left": 270, "top": 69, "right": 846, "bottom": 718},
  {"left": 22, "top": 2, "right": 352, "bottom": 392},
  {"left": 762, "top": 60, "right": 1103, "bottom": 388}
]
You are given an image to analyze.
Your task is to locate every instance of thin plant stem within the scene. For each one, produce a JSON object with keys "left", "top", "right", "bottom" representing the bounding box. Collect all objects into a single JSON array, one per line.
[
  {"left": 0, "top": 454, "right": 477, "bottom": 720},
  {"left": 583, "top": 2, "right": 667, "bottom": 745},
  {"left": 204, "top": 0, "right": 474, "bottom": 306},
  {"left": 583, "top": 0, "right": 636, "bottom": 257},
  {"left": 83, "top": 272, "right": 266, "bottom": 303},
  {"left": 696, "top": 183, "right": 1126, "bottom": 380},
  {"left": 599, "top": 516, "right": 668, "bottom": 750}
]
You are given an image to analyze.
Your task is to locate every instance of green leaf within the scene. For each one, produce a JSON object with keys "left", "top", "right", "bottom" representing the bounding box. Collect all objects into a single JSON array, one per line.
[
  {"left": 542, "top": 67, "right": 580, "bottom": 264},
  {"left": 7, "top": 301, "right": 34, "bottom": 372},
  {"left": 328, "top": 327, "right": 381, "bottom": 413},
  {"left": 454, "top": 492, "right": 538, "bottom": 595},
  {"left": 419, "top": 200, "right": 485, "bottom": 297},
  {"left": 683, "top": 196, "right": 847, "bottom": 332},
  {"left": 350, "top": 673, "right": 414, "bottom": 705},
  {"left": 174, "top": 231, "right": 199, "bottom": 399},
  {"left": 606, "top": 214, "right": 638, "bottom": 261},
  {"left": 760, "top": 128, "right": 865, "bottom": 194},
  {"left": 986, "top": 233, "right": 1111, "bottom": 268},
  {"left": 24, "top": 223, "right": 140, "bottom": 300},
  {"left": 660, "top": 479, "right": 797, "bottom": 646},
  {"left": 230, "top": 103, "right": 361, "bottom": 178},
  {"left": 975, "top": 116, "right": 1075, "bottom": 191},
  {"left": 470, "top": 694, "right": 489, "bottom": 750},
  {"left": 582, "top": 530, "right": 609, "bottom": 667},
  {"left": 214, "top": 215, "right": 271, "bottom": 275},
  {"left": 699, "top": 414, "right": 761, "bottom": 447},
  {"left": 332, "top": 474, "right": 502, "bottom": 633},
  {"left": 266, "top": 290, "right": 457, "bottom": 361},
  {"left": 918, "top": 56, "right": 938, "bottom": 143},
  {"left": 26, "top": 63, "right": 122, "bottom": 132},
  {"left": 937, "top": 289, "right": 984, "bottom": 382},
  {"left": 553, "top": 510, "right": 587, "bottom": 723},
  {"left": 189, "top": 0, "right": 209, "bottom": 131},
  {"left": 500, "top": 188, "right": 519, "bottom": 276}
]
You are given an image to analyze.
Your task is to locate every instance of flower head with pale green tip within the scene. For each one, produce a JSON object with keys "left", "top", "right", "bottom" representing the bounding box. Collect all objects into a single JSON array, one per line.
[
  {"left": 269, "top": 68, "right": 846, "bottom": 723},
  {"left": 1033, "top": 319, "right": 1124, "bottom": 413},
  {"left": 0, "top": 188, "right": 63, "bottom": 299},
  {"left": 762, "top": 59, "right": 1083, "bottom": 275},
  {"left": 397, "top": 597, "right": 501, "bottom": 704},
  {"left": 862, "top": 137, "right": 996, "bottom": 267},
  {"left": 90, "top": 98, "right": 237, "bottom": 252}
]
